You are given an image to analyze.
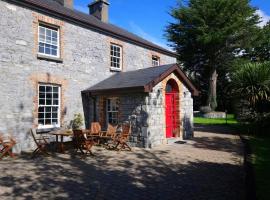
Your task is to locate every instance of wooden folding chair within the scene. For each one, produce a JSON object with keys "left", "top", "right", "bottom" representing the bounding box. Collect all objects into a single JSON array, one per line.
[
  {"left": 100, "top": 123, "right": 117, "bottom": 147},
  {"left": 87, "top": 122, "right": 102, "bottom": 144},
  {"left": 114, "top": 123, "right": 132, "bottom": 151},
  {"left": 73, "top": 130, "right": 95, "bottom": 156},
  {"left": 0, "top": 135, "right": 16, "bottom": 160},
  {"left": 30, "top": 128, "right": 50, "bottom": 158}
]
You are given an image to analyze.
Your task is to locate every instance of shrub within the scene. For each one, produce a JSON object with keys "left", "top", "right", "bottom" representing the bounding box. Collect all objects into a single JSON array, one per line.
[{"left": 231, "top": 62, "right": 270, "bottom": 134}]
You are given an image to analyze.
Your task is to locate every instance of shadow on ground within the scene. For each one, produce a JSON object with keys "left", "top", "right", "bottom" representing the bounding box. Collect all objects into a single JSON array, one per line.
[{"left": 0, "top": 126, "right": 245, "bottom": 200}]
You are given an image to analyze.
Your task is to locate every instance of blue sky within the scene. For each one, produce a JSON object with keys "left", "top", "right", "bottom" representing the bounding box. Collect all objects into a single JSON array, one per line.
[{"left": 74, "top": 0, "right": 270, "bottom": 49}]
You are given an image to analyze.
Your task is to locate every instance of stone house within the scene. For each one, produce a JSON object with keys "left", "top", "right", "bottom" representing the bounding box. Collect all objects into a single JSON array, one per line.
[{"left": 0, "top": 0, "right": 198, "bottom": 152}]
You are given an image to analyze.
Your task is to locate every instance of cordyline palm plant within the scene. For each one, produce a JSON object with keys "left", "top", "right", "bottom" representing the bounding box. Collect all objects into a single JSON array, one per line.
[
  {"left": 231, "top": 62, "right": 270, "bottom": 107},
  {"left": 230, "top": 62, "right": 270, "bottom": 133}
]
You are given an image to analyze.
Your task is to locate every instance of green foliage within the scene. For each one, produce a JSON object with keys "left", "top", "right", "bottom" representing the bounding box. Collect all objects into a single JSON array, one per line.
[
  {"left": 231, "top": 62, "right": 270, "bottom": 133},
  {"left": 249, "top": 135, "right": 270, "bottom": 200},
  {"left": 72, "top": 113, "right": 84, "bottom": 130},
  {"left": 166, "top": 0, "right": 260, "bottom": 109},
  {"left": 231, "top": 62, "right": 270, "bottom": 106},
  {"left": 245, "top": 22, "right": 270, "bottom": 61}
]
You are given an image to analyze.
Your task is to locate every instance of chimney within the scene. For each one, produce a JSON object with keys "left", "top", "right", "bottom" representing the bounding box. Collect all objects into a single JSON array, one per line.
[
  {"left": 53, "top": 0, "right": 73, "bottom": 9},
  {"left": 88, "top": 0, "right": 110, "bottom": 23}
]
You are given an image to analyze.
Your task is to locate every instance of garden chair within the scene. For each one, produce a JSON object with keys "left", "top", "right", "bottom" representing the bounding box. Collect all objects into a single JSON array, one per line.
[
  {"left": 0, "top": 134, "right": 16, "bottom": 160},
  {"left": 114, "top": 123, "right": 132, "bottom": 151},
  {"left": 99, "top": 123, "right": 117, "bottom": 147},
  {"left": 73, "top": 130, "right": 95, "bottom": 156},
  {"left": 30, "top": 128, "right": 50, "bottom": 158},
  {"left": 87, "top": 122, "right": 102, "bottom": 144}
]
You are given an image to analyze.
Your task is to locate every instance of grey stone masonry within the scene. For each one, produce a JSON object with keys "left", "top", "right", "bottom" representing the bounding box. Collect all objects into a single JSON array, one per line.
[
  {"left": 180, "top": 85, "right": 194, "bottom": 139},
  {"left": 0, "top": 1, "right": 178, "bottom": 153}
]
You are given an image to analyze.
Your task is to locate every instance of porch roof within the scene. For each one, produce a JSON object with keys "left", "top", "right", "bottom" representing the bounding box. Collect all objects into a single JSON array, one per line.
[{"left": 82, "top": 64, "right": 199, "bottom": 96}]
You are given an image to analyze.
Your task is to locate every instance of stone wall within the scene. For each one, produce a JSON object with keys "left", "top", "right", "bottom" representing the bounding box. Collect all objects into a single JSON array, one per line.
[
  {"left": 0, "top": 1, "right": 176, "bottom": 153},
  {"left": 180, "top": 85, "right": 194, "bottom": 139},
  {"left": 145, "top": 82, "right": 165, "bottom": 148}
]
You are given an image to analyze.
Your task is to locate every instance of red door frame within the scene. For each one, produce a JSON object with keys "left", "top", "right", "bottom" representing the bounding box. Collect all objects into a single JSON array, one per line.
[{"left": 165, "top": 79, "right": 179, "bottom": 138}]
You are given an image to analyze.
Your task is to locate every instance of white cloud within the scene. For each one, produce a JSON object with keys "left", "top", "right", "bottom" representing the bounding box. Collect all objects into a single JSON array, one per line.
[
  {"left": 256, "top": 9, "right": 270, "bottom": 27},
  {"left": 128, "top": 21, "right": 172, "bottom": 50}
]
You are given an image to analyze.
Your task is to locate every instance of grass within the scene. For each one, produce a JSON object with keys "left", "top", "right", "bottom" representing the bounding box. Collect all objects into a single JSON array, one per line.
[
  {"left": 194, "top": 114, "right": 238, "bottom": 125},
  {"left": 249, "top": 135, "right": 270, "bottom": 200}
]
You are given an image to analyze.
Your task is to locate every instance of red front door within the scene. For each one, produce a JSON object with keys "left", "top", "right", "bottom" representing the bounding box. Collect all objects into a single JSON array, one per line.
[{"left": 166, "top": 93, "right": 177, "bottom": 138}]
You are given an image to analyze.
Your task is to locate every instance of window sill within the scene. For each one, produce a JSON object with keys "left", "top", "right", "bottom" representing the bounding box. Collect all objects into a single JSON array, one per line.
[
  {"left": 110, "top": 67, "right": 122, "bottom": 72},
  {"left": 37, "top": 54, "right": 63, "bottom": 63},
  {"left": 36, "top": 127, "right": 60, "bottom": 133}
]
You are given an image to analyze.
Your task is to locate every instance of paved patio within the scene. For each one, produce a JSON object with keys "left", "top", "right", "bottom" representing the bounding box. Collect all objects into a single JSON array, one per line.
[{"left": 0, "top": 125, "right": 245, "bottom": 200}]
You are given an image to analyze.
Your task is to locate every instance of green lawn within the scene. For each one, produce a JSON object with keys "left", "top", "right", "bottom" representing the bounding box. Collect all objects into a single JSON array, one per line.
[
  {"left": 249, "top": 136, "right": 270, "bottom": 200},
  {"left": 194, "top": 114, "right": 238, "bottom": 125}
]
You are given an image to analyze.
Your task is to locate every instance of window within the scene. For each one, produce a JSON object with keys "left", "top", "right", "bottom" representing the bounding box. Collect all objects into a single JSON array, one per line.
[
  {"left": 110, "top": 44, "right": 122, "bottom": 70},
  {"left": 38, "top": 24, "right": 59, "bottom": 57},
  {"left": 38, "top": 84, "right": 61, "bottom": 128},
  {"left": 106, "top": 98, "right": 119, "bottom": 125},
  {"left": 152, "top": 56, "right": 160, "bottom": 66}
]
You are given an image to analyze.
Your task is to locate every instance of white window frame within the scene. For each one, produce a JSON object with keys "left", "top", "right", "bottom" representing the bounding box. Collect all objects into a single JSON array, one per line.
[
  {"left": 110, "top": 44, "right": 122, "bottom": 71},
  {"left": 106, "top": 98, "right": 119, "bottom": 125},
  {"left": 38, "top": 84, "right": 61, "bottom": 129},
  {"left": 38, "top": 24, "right": 60, "bottom": 58},
  {"left": 152, "top": 55, "right": 160, "bottom": 66}
]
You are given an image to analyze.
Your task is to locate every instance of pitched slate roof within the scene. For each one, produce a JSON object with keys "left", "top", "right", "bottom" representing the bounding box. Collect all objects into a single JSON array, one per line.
[
  {"left": 9, "top": 0, "right": 176, "bottom": 57},
  {"left": 83, "top": 64, "right": 199, "bottom": 96}
]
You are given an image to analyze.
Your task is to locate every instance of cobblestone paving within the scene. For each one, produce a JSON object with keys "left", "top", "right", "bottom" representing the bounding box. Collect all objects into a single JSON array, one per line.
[{"left": 0, "top": 125, "right": 245, "bottom": 200}]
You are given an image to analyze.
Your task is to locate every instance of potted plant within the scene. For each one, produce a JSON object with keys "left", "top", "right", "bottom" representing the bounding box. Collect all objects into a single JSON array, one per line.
[{"left": 72, "top": 113, "right": 84, "bottom": 130}]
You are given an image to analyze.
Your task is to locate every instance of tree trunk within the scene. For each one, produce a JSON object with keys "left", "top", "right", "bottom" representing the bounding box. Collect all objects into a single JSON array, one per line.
[{"left": 207, "top": 69, "right": 218, "bottom": 111}]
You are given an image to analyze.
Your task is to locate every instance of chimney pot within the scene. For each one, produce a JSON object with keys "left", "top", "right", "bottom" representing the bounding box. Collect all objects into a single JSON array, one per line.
[
  {"left": 52, "top": 0, "right": 73, "bottom": 9},
  {"left": 88, "top": 0, "right": 110, "bottom": 23}
]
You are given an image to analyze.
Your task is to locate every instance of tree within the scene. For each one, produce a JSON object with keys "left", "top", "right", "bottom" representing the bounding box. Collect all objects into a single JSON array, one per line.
[
  {"left": 166, "top": 0, "right": 260, "bottom": 110},
  {"left": 245, "top": 22, "right": 270, "bottom": 61}
]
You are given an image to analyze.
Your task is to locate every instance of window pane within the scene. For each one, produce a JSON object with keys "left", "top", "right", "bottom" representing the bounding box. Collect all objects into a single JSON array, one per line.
[
  {"left": 39, "top": 46, "right": 44, "bottom": 54},
  {"left": 39, "top": 34, "right": 45, "bottom": 42},
  {"left": 52, "top": 31, "right": 57, "bottom": 38},
  {"left": 46, "top": 93, "right": 52, "bottom": 99},
  {"left": 39, "top": 99, "right": 45, "bottom": 105},
  {"left": 39, "top": 86, "right": 45, "bottom": 92},
  {"left": 46, "top": 29, "right": 51, "bottom": 37},
  {"left": 45, "top": 113, "right": 51, "bottom": 118},
  {"left": 53, "top": 100, "right": 58, "bottom": 105},
  {"left": 38, "top": 119, "right": 44, "bottom": 125},
  {"left": 46, "top": 99, "right": 52, "bottom": 105},
  {"left": 38, "top": 113, "right": 44, "bottom": 119},
  {"left": 45, "top": 119, "right": 51, "bottom": 125},
  {"left": 52, "top": 107, "right": 58, "bottom": 112},
  {"left": 46, "top": 86, "right": 52, "bottom": 92},
  {"left": 52, "top": 93, "right": 58, "bottom": 98},
  {"left": 53, "top": 87, "right": 58, "bottom": 93},
  {"left": 39, "top": 27, "right": 45, "bottom": 35},
  {"left": 51, "top": 49, "right": 57, "bottom": 56},
  {"left": 45, "top": 107, "right": 51, "bottom": 112},
  {"left": 52, "top": 113, "right": 58, "bottom": 118},
  {"left": 38, "top": 107, "right": 45, "bottom": 112},
  {"left": 52, "top": 119, "right": 58, "bottom": 124},
  {"left": 45, "top": 47, "right": 50, "bottom": 54}
]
